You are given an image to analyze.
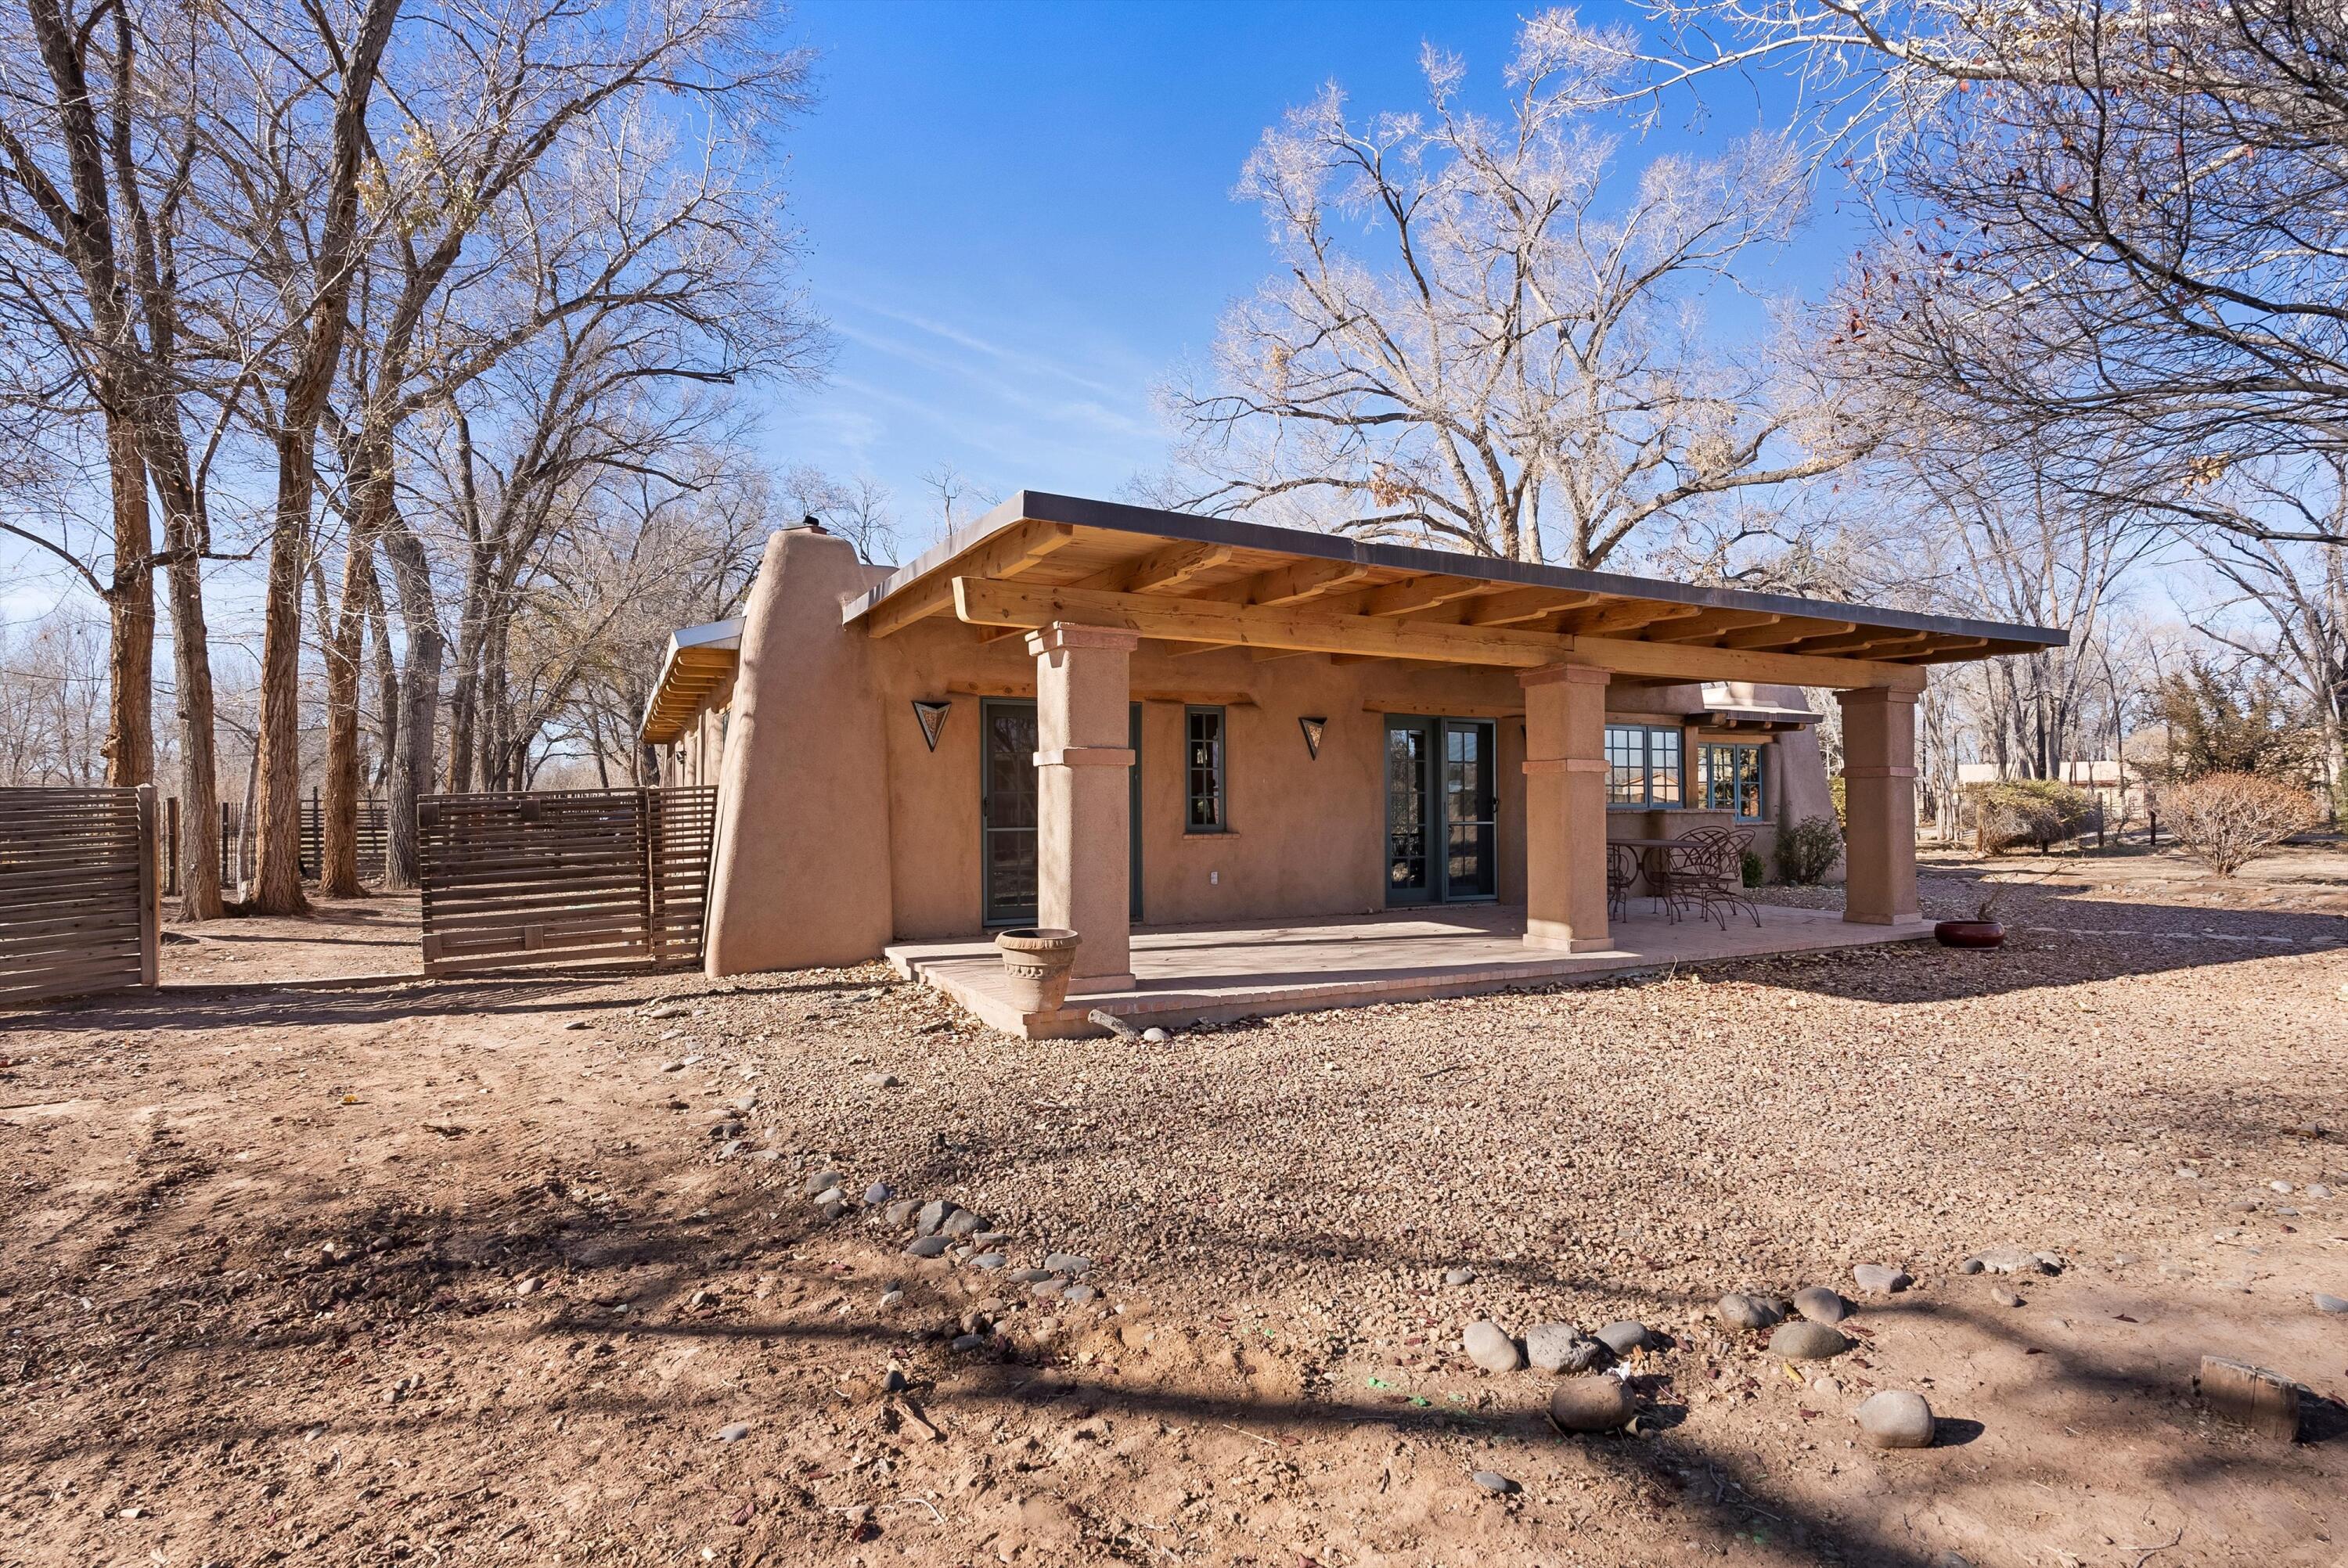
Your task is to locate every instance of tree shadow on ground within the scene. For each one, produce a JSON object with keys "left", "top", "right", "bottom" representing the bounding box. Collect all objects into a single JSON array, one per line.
[{"left": 9, "top": 967, "right": 902, "bottom": 1037}]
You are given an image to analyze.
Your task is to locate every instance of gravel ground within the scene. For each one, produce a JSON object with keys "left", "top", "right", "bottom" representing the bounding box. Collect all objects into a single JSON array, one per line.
[{"left": 2, "top": 856, "right": 2344, "bottom": 1566}]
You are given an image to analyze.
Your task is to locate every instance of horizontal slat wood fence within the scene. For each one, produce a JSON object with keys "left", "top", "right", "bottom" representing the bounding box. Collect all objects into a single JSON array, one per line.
[
  {"left": 416, "top": 786, "right": 717, "bottom": 977},
  {"left": 1, "top": 786, "right": 159, "bottom": 1007},
  {"left": 300, "top": 789, "right": 389, "bottom": 882}
]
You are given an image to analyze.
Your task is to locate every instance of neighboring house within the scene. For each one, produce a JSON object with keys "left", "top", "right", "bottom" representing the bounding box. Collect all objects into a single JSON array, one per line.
[{"left": 640, "top": 491, "right": 2063, "bottom": 1020}]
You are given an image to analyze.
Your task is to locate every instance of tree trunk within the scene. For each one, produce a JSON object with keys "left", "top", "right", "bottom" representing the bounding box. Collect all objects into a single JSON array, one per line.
[
  {"left": 316, "top": 526, "right": 373, "bottom": 896},
  {"left": 149, "top": 450, "right": 223, "bottom": 919},
  {"left": 380, "top": 514, "right": 442, "bottom": 886},
  {"left": 369, "top": 566, "right": 399, "bottom": 795},
  {"left": 100, "top": 412, "right": 154, "bottom": 789},
  {"left": 247, "top": 432, "right": 315, "bottom": 915},
  {"left": 442, "top": 544, "right": 489, "bottom": 793}
]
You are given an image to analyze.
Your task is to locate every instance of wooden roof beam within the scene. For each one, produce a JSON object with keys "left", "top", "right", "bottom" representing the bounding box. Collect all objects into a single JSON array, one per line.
[
  {"left": 1348, "top": 574, "right": 1503, "bottom": 619},
  {"left": 1086, "top": 540, "right": 1236, "bottom": 595},
  {"left": 1791, "top": 628, "right": 1932, "bottom": 656},
  {"left": 865, "top": 521, "right": 1077, "bottom": 638},
  {"left": 1564, "top": 600, "right": 1708, "bottom": 638},
  {"left": 949, "top": 577, "right": 1925, "bottom": 691},
  {"left": 1465, "top": 588, "right": 1600, "bottom": 627},
  {"left": 1208, "top": 557, "right": 1372, "bottom": 606},
  {"left": 1719, "top": 619, "right": 1853, "bottom": 651},
  {"left": 1648, "top": 610, "right": 1783, "bottom": 645}
]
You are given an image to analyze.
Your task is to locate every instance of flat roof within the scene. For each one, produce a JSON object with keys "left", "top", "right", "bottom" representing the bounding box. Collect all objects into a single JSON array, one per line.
[
  {"left": 639, "top": 617, "right": 743, "bottom": 743},
  {"left": 844, "top": 491, "right": 2065, "bottom": 678}
]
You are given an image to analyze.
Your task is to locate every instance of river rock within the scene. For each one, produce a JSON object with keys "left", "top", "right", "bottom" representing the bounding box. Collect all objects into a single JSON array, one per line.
[
  {"left": 905, "top": 1235, "right": 951, "bottom": 1258},
  {"left": 1464, "top": 1320, "right": 1523, "bottom": 1373},
  {"left": 805, "top": 1170, "right": 844, "bottom": 1197},
  {"left": 1853, "top": 1263, "right": 1912, "bottom": 1294},
  {"left": 1595, "top": 1320, "right": 1650, "bottom": 1355},
  {"left": 1444, "top": 1268, "right": 1478, "bottom": 1286},
  {"left": 1964, "top": 1246, "right": 2062, "bottom": 1276},
  {"left": 1043, "top": 1253, "right": 1093, "bottom": 1276},
  {"left": 1525, "top": 1322, "right": 1604, "bottom": 1373},
  {"left": 1793, "top": 1286, "right": 1850, "bottom": 1324},
  {"left": 1470, "top": 1469, "right": 1518, "bottom": 1495},
  {"left": 2315, "top": 1293, "right": 2348, "bottom": 1314},
  {"left": 1769, "top": 1321, "right": 1852, "bottom": 1361},
  {"left": 1717, "top": 1293, "right": 1784, "bottom": 1330},
  {"left": 941, "top": 1208, "right": 985, "bottom": 1238},
  {"left": 1855, "top": 1390, "right": 1936, "bottom": 1449},
  {"left": 914, "top": 1199, "right": 952, "bottom": 1237},
  {"left": 1547, "top": 1376, "right": 1633, "bottom": 1433}
]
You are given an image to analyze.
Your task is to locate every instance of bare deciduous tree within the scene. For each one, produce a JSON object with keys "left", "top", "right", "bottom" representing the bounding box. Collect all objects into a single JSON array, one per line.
[
  {"left": 1597, "top": 1, "right": 2348, "bottom": 548},
  {"left": 0, "top": 0, "right": 233, "bottom": 916},
  {"left": 780, "top": 465, "right": 896, "bottom": 565},
  {"left": 1161, "top": 16, "right": 1863, "bottom": 566}
]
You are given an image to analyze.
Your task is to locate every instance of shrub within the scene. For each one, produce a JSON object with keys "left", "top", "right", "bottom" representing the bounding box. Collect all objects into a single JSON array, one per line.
[
  {"left": 1971, "top": 779, "right": 2099, "bottom": 854},
  {"left": 1741, "top": 848, "right": 1765, "bottom": 888},
  {"left": 2158, "top": 771, "right": 2324, "bottom": 876},
  {"left": 1776, "top": 815, "right": 1842, "bottom": 885}
]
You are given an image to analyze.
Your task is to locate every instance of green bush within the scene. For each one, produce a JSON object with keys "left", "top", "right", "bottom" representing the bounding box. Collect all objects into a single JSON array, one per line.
[
  {"left": 1741, "top": 848, "right": 1765, "bottom": 888},
  {"left": 1776, "top": 815, "right": 1842, "bottom": 885},
  {"left": 1972, "top": 779, "right": 2099, "bottom": 853}
]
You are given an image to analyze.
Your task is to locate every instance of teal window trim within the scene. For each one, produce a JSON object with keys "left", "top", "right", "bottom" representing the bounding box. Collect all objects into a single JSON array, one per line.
[
  {"left": 1698, "top": 741, "right": 1769, "bottom": 822},
  {"left": 1604, "top": 723, "right": 1684, "bottom": 808},
  {"left": 1185, "top": 705, "right": 1227, "bottom": 833}
]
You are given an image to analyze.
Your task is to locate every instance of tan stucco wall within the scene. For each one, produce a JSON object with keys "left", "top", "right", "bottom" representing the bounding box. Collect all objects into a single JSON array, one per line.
[
  {"left": 703, "top": 529, "right": 898, "bottom": 973},
  {"left": 698, "top": 530, "right": 1842, "bottom": 973}
]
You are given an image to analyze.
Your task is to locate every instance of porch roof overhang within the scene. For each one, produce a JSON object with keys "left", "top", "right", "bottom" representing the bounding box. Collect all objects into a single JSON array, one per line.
[
  {"left": 639, "top": 617, "right": 743, "bottom": 744},
  {"left": 842, "top": 491, "right": 2065, "bottom": 692}
]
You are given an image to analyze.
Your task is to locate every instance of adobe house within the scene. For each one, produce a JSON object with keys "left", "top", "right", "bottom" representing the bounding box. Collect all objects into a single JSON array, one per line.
[{"left": 640, "top": 492, "right": 2063, "bottom": 1035}]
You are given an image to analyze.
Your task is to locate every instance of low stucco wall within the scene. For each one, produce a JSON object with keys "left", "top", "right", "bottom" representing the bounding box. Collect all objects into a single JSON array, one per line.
[{"left": 701, "top": 530, "right": 1841, "bottom": 973}]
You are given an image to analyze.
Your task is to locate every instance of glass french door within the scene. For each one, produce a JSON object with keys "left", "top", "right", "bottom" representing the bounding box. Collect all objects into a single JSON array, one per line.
[
  {"left": 982, "top": 699, "right": 1040, "bottom": 926},
  {"left": 981, "top": 699, "right": 1143, "bottom": 927},
  {"left": 1385, "top": 716, "right": 1497, "bottom": 905}
]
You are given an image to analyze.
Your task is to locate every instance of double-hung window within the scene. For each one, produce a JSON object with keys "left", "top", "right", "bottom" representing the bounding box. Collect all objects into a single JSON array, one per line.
[
  {"left": 1604, "top": 724, "right": 1682, "bottom": 807},
  {"left": 1185, "top": 706, "right": 1226, "bottom": 832},
  {"left": 1698, "top": 742, "right": 1767, "bottom": 821}
]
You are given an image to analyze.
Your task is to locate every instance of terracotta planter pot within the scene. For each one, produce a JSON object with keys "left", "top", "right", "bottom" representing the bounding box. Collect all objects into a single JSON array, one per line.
[
  {"left": 995, "top": 927, "right": 1082, "bottom": 1012},
  {"left": 1934, "top": 919, "right": 2006, "bottom": 949}
]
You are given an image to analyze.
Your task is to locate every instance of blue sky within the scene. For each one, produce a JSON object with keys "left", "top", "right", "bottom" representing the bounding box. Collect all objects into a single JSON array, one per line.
[
  {"left": 763, "top": 0, "right": 1863, "bottom": 559},
  {"left": 2, "top": 1, "right": 1864, "bottom": 636}
]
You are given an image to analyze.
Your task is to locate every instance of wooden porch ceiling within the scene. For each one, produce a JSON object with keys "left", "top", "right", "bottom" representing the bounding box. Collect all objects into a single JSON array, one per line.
[
  {"left": 844, "top": 493, "right": 2065, "bottom": 689},
  {"left": 639, "top": 619, "right": 743, "bottom": 743}
]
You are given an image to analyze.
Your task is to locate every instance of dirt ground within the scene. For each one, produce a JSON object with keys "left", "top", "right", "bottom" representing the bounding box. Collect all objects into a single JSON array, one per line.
[
  {"left": 4, "top": 847, "right": 2346, "bottom": 1567},
  {"left": 161, "top": 893, "right": 424, "bottom": 984}
]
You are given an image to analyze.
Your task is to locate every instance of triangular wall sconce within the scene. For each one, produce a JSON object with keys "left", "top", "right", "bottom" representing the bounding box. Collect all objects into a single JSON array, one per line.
[
  {"left": 1298, "top": 715, "right": 1327, "bottom": 760},
  {"left": 913, "top": 699, "right": 952, "bottom": 753}
]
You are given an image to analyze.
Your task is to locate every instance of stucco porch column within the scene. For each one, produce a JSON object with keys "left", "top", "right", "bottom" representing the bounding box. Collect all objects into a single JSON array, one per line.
[
  {"left": 1028, "top": 621, "right": 1139, "bottom": 992},
  {"left": 1838, "top": 686, "right": 1920, "bottom": 924},
  {"left": 1520, "top": 662, "right": 1612, "bottom": 952}
]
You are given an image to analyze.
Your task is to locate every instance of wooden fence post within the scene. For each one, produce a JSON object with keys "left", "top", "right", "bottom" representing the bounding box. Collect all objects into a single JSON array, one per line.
[
  {"left": 136, "top": 785, "right": 160, "bottom": 988},
  {"left": 641, "top": 786, "right": 665, "bottom": 964}
]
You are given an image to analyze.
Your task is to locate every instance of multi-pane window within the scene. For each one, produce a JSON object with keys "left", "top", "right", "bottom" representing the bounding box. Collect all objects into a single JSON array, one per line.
[
  {"left": 1699, "top": 742, "right": 1767, "bottom": 821},
  {"left": 1604, "top": 724, "right": 1683, "bottom": 807},
  {"left": 1185, "top": 707, "right": 1226, "bottom": 832}
]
